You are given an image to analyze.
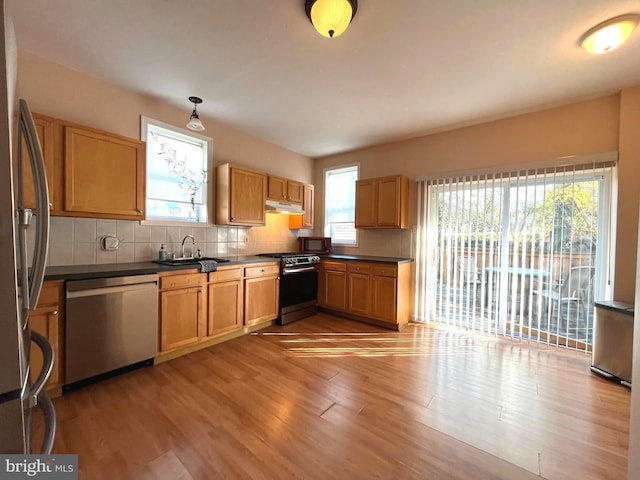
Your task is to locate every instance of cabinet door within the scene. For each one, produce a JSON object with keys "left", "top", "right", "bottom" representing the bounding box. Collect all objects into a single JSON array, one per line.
[
  {"left": 21, "top": 114, "right": 56, "bottom": 211},
  {"left": 322, "top": 270, "right": 347, "bottom": 310},
  {"left": 302, "top": 184, "right": 314, "bottom": 227},
  {"left": 287, "top": 180, "right": 303, "bottom": 204},
  {"left": 29, "top": 306, "right": 62, "bottom": 389},
  {"left": 348, "top": 272, "right": 371, "bottom": 316},
  {"left": 267, "top": 175, "right": 287, "bottom": 201},
  {"left": 160, "top": 286, "right": 204, "bottom": 351},
  {"left": 230, "top": 167, "right": 267, "bottom": 225},
  {"left": 376, "top": 176, "right": 401, "bottom": 227},
  {"left": 208, "top": 280, "right": 243, "bottom": 336},
  {"left": 371, "top": 275, "right": 397, "bottom": 323},
  {"left": 244, "top": 275, "right": 279, "bottom": 325},
  {"left": 355, "top": 179, "right": 376, "bottom": 228},
  {"left": 64, "top": 125, "right": 145, "bottom": 220}
]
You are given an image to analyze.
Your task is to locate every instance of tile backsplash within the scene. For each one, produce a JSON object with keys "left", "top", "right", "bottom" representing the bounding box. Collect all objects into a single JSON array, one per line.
[{"left": 38, "top": 214, "right": 312, "bottom": 266}]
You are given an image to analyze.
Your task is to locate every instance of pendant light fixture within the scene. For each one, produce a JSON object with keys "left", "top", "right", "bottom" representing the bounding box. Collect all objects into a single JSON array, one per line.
[
  {"left": 580, "top": 14, "right": 639, "bottom": 54},
  {"left": 305, "top": 0, "right": 357, "bottom": 38},
  {"left": 186, "top": 96, "right": 205, "bottom": 131}
]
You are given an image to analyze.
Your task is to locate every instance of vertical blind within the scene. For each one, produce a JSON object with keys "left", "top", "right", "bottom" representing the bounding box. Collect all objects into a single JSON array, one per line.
[{"left": 414, "top": 160, "right": 616, "bottom": 351}]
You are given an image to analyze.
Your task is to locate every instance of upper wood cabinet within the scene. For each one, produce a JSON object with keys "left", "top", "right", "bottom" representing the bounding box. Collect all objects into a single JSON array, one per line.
[
  {"left": 267, "top": 175, "right": 303, "bottom": 204},
  {"left": 216, "top": 163, "right": 267, "bottom": 226},
  {"left": 64, "top": 125, "right": 145, "bottom": 220},
  {"left": 20, "top": 113, "right": 56, "bottom": 211},
  {"left": 355, "top": 175, "right": 409, "bottom": 229},
  {"left": 289, "top": 183, "right": 315, "bottom": 229}
]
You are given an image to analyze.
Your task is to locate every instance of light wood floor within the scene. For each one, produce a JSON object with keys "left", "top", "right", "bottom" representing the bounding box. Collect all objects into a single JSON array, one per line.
[{"left": 36, "top": 313, "right": 630, "bottom": 479}]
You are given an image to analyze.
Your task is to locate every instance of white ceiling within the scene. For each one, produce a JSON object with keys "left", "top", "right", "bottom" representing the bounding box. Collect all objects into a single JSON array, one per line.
[{"left": 7, "top": 0, "right": 640, "bottom": 158}]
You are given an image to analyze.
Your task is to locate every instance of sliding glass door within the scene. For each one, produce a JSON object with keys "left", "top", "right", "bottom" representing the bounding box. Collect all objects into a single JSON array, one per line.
[{"left": 415, "top": 162, "right": 615, "bottom": 350}]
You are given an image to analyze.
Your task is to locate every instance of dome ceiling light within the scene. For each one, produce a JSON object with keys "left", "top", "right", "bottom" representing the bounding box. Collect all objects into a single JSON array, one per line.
[
  {"left": 305, "top": 0, "right": 358, "bottom": 38},
  {"left": 186, "top": 96, "right": 205, "bottom": 131},
  {"left": 580, "top": 14, "right": 639, "bottom": 54}
]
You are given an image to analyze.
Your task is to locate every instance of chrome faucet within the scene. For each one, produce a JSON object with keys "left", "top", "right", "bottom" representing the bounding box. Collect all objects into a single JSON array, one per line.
[{"left": 180, "top": 235, "right": 196, "bottom": 258}]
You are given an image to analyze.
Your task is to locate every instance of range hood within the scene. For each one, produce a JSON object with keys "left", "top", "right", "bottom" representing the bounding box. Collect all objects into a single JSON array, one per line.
[{"left": 265, "top": 199, "right": 305, "bottom": 215}]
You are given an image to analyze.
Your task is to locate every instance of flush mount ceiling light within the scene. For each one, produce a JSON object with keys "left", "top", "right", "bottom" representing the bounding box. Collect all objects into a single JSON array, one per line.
[
  {"left": 305, "top": 0, "right": 357, "bottom": 38},
  {"left": 580, "top": 14, "right": 639, "bottom": 54},
  {"left": 186, "top": 96, "right": 205, "bottom": 131}
]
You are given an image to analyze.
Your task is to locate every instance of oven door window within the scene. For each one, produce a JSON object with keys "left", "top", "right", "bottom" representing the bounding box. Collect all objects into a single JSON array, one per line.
[{"left": 280, "top": 270, "right": 318, "bottom": 309}]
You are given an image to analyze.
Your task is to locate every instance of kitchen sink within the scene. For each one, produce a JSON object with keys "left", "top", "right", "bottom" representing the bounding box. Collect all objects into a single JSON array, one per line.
[{"left": 153, "top": 256, "right": 230, "bottom": 266}]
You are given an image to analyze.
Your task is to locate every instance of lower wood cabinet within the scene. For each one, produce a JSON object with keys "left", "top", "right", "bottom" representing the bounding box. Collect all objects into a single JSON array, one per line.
[
  {"left": 156, "top": 261, "right": 280, "bottom": 360},
  {"left": 319, "top": 258, "right": 413, "bottom": 330},
  {"left": 244, "top": 264, "right": 280, "bottom": 325},
  {"left": 208, "top": 267, "right": 244, "bottom": 336},
  {"left": 159, "top": 272, "right": 206, "bottom": 352},
  {"left": 31, "top": 281, "right": 64, "bottom": 393},
  {"left": 319, "top": 261, "right": 347, "bottom": 310}
]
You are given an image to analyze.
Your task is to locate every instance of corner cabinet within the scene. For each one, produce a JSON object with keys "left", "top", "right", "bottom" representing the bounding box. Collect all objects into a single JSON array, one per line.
[
  {"left": 63, "top": 124, "right": 145, "bottom": 220},
  {"left": 21, "top": 113, "right": 56, "bottom": 211},
  {"left": 159, "top": 272, "right": 206, "bottom": 352},
  {"left": 318, "top": 258, "right": 413, "bottom": 330},
  {"left": 355, "top": 175, "right": 409, "bottom": 229},
  {"left": 289, "top": 183, "right": 314, "bottom": 229},
  {"left": 216, "top": 163, "right": 267, "bottom": 226}
]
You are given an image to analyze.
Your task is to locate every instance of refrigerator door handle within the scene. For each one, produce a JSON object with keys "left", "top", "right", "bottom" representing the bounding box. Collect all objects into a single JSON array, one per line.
[
  {"left": 19, "top": 99, "right": 50, "bottom": 311},
  {"left": 29, "top": 331, "right": 54, "bottom": 408},
  {"left": 36, "top": 393, "right": 56, "bottom": 455}
]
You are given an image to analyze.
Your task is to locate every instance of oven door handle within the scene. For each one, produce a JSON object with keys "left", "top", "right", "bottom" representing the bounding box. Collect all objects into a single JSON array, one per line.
[{"left": 282, "top": 266, "right": 318, "bottom": 275}]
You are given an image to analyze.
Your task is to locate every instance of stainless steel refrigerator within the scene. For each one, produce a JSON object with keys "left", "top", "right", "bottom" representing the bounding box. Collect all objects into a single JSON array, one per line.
[{"left": 0, "top": 1, "right": 56, "bottom": 454}]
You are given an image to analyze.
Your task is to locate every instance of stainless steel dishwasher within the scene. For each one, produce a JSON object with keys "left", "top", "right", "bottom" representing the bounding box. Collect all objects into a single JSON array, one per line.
[{"left": 64, "top": 274, "right": 158, "bottom": 390}]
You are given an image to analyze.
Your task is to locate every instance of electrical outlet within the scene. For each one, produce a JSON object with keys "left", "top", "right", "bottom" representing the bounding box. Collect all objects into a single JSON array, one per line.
[{"left": 102, "top": 234, "right": 120, "bottom": 251}]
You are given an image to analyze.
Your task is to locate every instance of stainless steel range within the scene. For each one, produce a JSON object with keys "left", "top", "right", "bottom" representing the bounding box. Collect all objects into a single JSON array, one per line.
[{"left": 257, "top": 253, "right": 320, "bottom": 325}]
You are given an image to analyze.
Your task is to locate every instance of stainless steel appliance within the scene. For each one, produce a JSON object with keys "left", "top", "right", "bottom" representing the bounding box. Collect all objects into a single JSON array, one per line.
[
  {"left": 299, "top": 236, "right": 332, "bottom": 255},
  {"left": 258, "top": 253, "right": 320, "bottom": 325},
  {"left": 0, "top": 2, "right": 56, "bottom": 454},
  {"left": 591, "top": 300, "right": 634, "bottom": 387},
  {"left": 64, "top": 274, "right": 159, "bottom": 390}
]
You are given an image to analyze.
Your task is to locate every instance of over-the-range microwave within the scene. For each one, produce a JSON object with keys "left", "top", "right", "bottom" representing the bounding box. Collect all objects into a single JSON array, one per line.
[{"left": 299, "top": 236, "right": 331, "bottom": 255}]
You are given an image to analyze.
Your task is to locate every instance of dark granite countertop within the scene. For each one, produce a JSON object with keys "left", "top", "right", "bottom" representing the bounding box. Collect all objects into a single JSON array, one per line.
[
  {"left": 45, "top": 256, "right": 278, "bottom": 281},
  {"left": 324, "top": 254, "right": 413, "bottom": 264}
]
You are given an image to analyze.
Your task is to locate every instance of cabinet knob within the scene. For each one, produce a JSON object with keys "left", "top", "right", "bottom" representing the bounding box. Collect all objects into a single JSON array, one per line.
[
  {"left": 231, "top": 217, "right": 236, "bottom": 221},
  {"left": 137, "top": 209, "right": 143, "bottom": 213},
  {"left": 52, "top": 311, "right": 58, "bottom": 316}
]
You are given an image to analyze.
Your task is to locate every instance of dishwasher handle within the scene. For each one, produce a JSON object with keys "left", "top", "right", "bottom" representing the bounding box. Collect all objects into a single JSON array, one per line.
[{"left": 66, "top": 274, "right": 159, "bottom": 293}]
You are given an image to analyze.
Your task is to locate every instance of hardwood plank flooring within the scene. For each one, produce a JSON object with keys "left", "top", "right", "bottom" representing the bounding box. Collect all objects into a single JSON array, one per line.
[{"left": 33, "top": 313, "right": 630, "bottom": 479}]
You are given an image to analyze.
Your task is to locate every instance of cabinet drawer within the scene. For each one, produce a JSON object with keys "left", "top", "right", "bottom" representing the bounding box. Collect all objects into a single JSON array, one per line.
[
  {"left": 322, "top": 261, "right": 347, "bottom": 272},
  {"left": 348, "top": 263, "right": 371, "bottom": 274},
  {"left": 209, "top": 267, "right": 242, "bottom": 283},
  {"left": 38, "top": 282, "right": 62, "bottom": 306},
  {"left": 245, "top": 264, "right": 279, "bottom": 278},
  {"left": 372, "top": 265, "right": 397, "bottom": 277},
  {"left": 160, "top": 273, "right": 204, "bottom": 290}
]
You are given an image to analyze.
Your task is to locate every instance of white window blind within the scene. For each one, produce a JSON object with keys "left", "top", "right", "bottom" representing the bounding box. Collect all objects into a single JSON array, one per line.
[
  {"left": 324, "top": 165, "right": 358, "bottom": 245},
  {"left": 142, "top": 117, "right": 211, "bottom": 223},
  {"left": 415, "top": 160, "right": 616, "bottom": 351}
]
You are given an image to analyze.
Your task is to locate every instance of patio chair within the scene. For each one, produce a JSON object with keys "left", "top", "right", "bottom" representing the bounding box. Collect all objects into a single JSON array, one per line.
[
  {"left": 457, "top": 255, "right": 482, "bottom": 285},
  {"left": 536, "top": 265, "right": 596, "bottom": 330}
]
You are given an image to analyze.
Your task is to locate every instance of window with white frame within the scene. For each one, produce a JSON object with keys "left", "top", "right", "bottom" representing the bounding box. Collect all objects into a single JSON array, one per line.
[
  {"left": 324, "top": 164, "right": 358, "bottom": 245},
  {"left": 142, "top": 116, "right": 212, "bottom": 223}
]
